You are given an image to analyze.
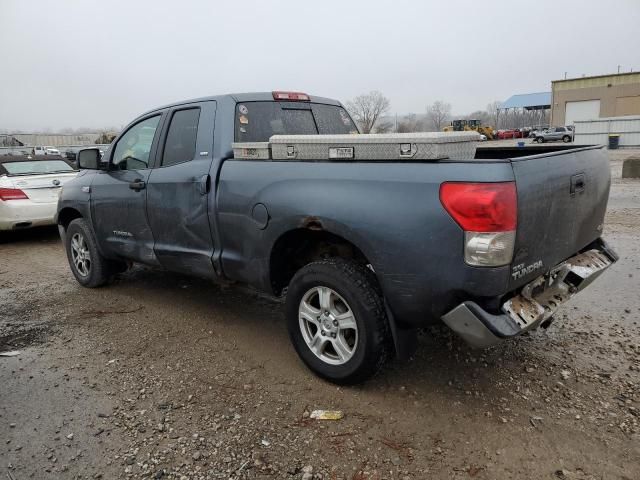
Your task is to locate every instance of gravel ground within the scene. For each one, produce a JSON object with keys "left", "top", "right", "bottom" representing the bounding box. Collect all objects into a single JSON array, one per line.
[{"left": 1, "top": 149, "right": 639, "bottom": 480}]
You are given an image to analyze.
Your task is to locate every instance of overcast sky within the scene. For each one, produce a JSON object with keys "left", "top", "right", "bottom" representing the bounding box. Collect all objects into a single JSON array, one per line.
[{"left": 1, "top": 0, "right": 639, "bottom": 132}]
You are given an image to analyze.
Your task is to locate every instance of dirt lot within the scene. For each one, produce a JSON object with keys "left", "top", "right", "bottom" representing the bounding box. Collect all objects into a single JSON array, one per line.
[{"left": 1, "top": 149, "right": 639, "bottom": 480}]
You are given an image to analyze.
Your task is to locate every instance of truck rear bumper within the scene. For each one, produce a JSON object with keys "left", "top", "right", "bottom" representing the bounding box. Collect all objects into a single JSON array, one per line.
[{"left": 441, "top": 242, "right": 617, "bottom": 348}]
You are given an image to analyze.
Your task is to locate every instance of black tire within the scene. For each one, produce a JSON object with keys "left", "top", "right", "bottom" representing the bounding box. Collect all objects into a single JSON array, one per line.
[
  {"left": 64, "top": 218, "right": 123, "bottom": 288},
  {"left": 562, "top": 135, "right": 571, "bottom": 143},
  {"left": 286, "top": 258, "right": 391, "bottom": 385},
  {"left": 536, "top": 137, "right": 544, "bottom": 143}
]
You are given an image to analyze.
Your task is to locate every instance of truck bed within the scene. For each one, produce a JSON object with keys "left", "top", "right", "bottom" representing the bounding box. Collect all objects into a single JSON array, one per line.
[{"left": 218, "top": 143, "right": 609, "bottom": 325}]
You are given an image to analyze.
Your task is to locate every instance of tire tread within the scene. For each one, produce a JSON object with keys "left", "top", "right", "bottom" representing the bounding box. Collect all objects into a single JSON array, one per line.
[
  {"left": 66, "top": 218, "right": 116, "bottom": 288},
  {"left": 287, "top": 257, "right": 391, "bottom": 384}
]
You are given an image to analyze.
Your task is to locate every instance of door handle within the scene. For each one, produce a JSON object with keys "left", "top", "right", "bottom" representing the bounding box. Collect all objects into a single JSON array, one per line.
[
  {"left": 570, "top": 173, "right": 585, "bottom": 195},
  {"left": 129, "top": 179, "right": 146, "bottom": 191},
  {"left": 198, "top": 174, "right": 210, "bottom": 195}
]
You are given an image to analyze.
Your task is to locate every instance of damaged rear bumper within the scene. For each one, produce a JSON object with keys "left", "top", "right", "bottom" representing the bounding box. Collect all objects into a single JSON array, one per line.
[{"left": 441, "top": 242, "right": 618, "bottom": 348}]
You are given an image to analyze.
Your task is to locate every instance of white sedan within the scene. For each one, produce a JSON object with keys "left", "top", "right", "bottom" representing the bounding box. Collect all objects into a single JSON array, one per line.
[{"left": 0, "top": 157, "right": 78, "bottom": 231}]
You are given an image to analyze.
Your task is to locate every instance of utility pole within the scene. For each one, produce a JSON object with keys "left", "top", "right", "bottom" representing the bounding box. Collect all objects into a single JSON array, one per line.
[{"left": 618, "top": 65, "right": 621, "bottom": 74}]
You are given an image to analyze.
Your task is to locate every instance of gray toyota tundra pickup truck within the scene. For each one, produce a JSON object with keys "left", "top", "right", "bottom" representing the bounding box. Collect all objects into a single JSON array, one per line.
[{"left": 57, "top": 91, "right": 617, "bottom": 384}]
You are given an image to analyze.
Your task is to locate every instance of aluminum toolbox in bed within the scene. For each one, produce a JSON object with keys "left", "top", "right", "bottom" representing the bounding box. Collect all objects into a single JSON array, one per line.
[
  {"left": 270, "top": 132, "right": 479, "bottom": 161},
  {"left": 232, "top": 142, "right": 271, "bottom": 160},
  {"left": 232, "top": 132, "right": 480, "bottom": 161}
]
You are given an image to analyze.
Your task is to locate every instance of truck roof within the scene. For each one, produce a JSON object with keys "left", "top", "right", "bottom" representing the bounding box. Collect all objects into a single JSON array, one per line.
[{"left": 143, "top": 92, "right": 342, "bottom": 117}]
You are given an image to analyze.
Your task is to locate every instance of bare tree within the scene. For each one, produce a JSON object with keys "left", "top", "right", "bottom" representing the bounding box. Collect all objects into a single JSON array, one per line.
[
  {"left": 374, "top": 120, "right": 394, "bottom": 133},
  {"left": 426, "top": 101, "right": 452, "bottom": 131},
  {"left": 346, "top": 91, "right": 391, "bottom": 134},
  {"left": 486, "top": 101, "right": 502, "bottom": 128},
  {"left": 397, "top": 113, "right": 427, "bottom": 133},
  {"left": 95, "top": 130, "right": 117, "bottom": 144}
]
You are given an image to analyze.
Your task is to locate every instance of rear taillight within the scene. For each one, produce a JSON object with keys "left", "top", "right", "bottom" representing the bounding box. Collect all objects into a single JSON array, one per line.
[
  {"left": 272, "top": 91, "right": 310, "bottom": 101},
  {"left": 0, "top": 188, "right": 29, "bottom": 201},
  {"left": 440, "top": 182, "right": 517, "bottom": 267}
]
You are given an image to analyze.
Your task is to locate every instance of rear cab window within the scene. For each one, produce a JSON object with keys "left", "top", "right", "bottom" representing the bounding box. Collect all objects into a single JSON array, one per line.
[{"left": 234, "top": 102, "right": 358, "bottom": 142}]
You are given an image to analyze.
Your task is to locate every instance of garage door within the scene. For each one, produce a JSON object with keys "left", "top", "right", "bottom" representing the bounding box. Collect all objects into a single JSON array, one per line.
[{"left": 565, "top": 100, "right": 601, "bottom": 125}]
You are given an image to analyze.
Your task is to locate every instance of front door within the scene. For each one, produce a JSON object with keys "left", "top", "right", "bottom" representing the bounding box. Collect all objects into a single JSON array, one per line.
[
  {"left": 145, "top": 101, "right": 218, "bottom": 278},
  {"left": 90, "top": 114, "right": 163, "bottom": 264}
]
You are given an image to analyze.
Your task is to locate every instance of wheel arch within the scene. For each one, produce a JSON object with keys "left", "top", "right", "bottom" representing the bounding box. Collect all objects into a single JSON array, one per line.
[
  {"left": 269, "top": 224, "right": 374, "bottom": 297},
  {"left": 57, "top": 207, "right": 83, "bottom": 230}
]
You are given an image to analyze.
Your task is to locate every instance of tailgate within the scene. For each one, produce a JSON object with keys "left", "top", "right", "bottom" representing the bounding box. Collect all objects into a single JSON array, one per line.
[{"left": 509, "top": 146, "right": 611, "bottom": 288}]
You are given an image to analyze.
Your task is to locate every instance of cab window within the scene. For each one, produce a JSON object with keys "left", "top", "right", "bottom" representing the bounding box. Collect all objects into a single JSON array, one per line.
[
  {"left": 112, "top": 115, "right": 161, "bottom": 170},
  {"left": 234, "top": 102, "right": 358, "bottom": 142},
  {"left": 161, "top": 108, "right": 200, "bottom": 167}
]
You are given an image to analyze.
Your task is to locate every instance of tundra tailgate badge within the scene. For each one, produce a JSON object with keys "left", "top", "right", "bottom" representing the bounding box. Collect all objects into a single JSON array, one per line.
[{"left": 511, "top": 260, "right": 543, "bottom": 280}]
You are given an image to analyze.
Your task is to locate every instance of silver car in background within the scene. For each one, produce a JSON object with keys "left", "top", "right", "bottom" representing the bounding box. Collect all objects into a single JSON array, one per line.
[{"left": 532, "top": 126, "right": 574, "bottom": 143}]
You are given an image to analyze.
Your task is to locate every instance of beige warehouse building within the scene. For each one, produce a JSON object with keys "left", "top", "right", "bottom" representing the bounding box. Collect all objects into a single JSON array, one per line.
[{"left": 551, "top": 72, "right": 640, "bottom": 126}]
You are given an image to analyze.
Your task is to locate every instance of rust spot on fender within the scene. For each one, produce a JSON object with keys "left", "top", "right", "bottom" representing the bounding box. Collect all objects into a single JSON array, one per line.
[{"left": 302, "top": 216, "right": 323, "bottom": 231}]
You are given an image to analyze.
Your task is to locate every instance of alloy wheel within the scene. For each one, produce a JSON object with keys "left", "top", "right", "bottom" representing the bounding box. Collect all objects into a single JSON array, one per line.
[
  {"left": 70, "top": 233, "right": 91, "bottom": 277},
  {"left": 298, "top": 286, "right": 358, "bottom": 365}
]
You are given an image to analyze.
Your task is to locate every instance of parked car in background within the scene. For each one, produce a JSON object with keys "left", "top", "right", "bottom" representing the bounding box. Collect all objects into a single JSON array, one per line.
[
  {"left": 497, "top": 129, "right": 522, "bottom": 140},
  {"left": 528, "top": 125, "right": 551, "bottom": 138},
  {"left": 57, "top": 91, "right": 616, "bottom": 384},
  {"left": 65, "top": 149, "right": 77, "bottom": 161},
  {"left": 2, "top": 149, "right": 28, "bottom": 156},
  {"left": 532, "top": 126, "right": 574, "bottom": 143},
  {"left": 32, "top": 146, "right": 61, "bottom": 156},
  {"left": 1, "top": 155, "right": 78, "bottom": 231},
  {"left": 64, "top": 148, "right": 82, "bottom": 168}
]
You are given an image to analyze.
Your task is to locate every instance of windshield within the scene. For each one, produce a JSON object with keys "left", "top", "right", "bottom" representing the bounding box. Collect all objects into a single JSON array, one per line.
[
  {"left": 3, "top": 160, "right": 74, "bottom": 175},
  {"left": 234, "top": 102, "right": 358, "bottom": 142}
]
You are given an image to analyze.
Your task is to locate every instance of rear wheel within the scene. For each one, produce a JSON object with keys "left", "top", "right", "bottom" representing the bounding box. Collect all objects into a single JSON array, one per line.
[
  {"left": 65, "top": 218, "right": 124, "bottom": 287},
  {"left": 536, "top": 137, "right": 544, "bottom": 143},
  {"left": 562, "top": 135, "right": 571, "bottom": 143},
  {"left": 286, "top": 258, "right": 391, "bottom": 385}
]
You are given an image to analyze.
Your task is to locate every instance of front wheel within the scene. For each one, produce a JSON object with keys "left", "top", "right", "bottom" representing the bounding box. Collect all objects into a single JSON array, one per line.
[
  {"left": 65, "top": 218, "right": 124, "bottom": 288},
  {"left": 286, "top": 258, "right": 391, "bottom": 385},
  {"left": 536, "top": 137, "right": 544, "bottom": 143},
  {"left": 562, "top": 135, "right": 572, "bottom": 143}
]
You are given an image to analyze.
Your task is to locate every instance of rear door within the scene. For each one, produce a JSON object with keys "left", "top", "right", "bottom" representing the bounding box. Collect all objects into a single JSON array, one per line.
[
  {"left": 90, "top": 114, "right": 163, "bottom": 263},
  {"left": 145, "top": 101, "right": 218, "bottom": 278},
  {"left": 553, "top": 127, "right": 565, "bottom": 140},
  {"left": 508, "top": 147, "right": 610, "bottom": 288}
]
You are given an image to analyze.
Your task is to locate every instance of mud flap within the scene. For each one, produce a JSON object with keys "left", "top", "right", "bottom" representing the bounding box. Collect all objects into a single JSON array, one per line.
[{"left": 385, "top": 301, "right": 418, "bottom": 361}]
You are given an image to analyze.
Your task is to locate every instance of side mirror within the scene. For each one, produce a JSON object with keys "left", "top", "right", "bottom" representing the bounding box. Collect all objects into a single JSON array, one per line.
[{"left": 77, "top": 148, "right": 101, "bottom": 170}]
